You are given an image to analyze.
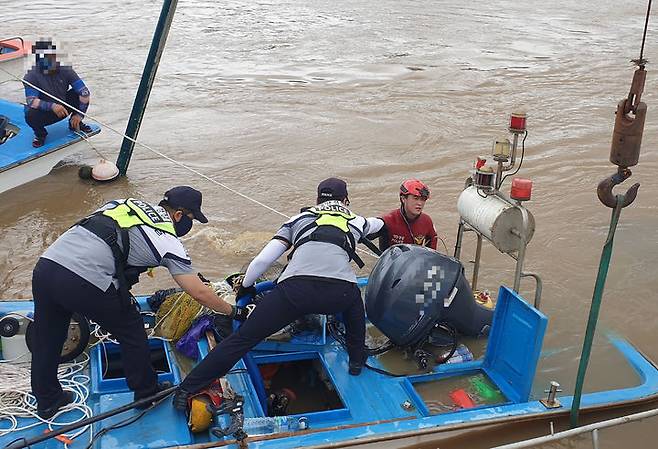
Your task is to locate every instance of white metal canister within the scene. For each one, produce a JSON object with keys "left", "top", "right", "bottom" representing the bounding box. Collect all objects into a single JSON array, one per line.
[{"left": 457, "top": 186, "right": 535, "bottom": 253}]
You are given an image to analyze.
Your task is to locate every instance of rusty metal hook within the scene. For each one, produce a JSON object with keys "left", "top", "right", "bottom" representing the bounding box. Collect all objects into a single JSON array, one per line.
[{"left": 597, "top": 167, "right": 640, "bottom": 208}]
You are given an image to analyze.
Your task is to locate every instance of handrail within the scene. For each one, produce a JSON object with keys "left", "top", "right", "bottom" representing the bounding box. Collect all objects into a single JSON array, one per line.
[
  {"left": 491, "top": 407, "right": 658, "bottom": 449},
  {"left": 520, "top": 271, "right": 542, "bottom": 309}
]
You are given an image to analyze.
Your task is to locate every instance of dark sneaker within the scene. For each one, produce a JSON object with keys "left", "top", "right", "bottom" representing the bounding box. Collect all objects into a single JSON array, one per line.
[
  {"left": 78, "top": 122, "right": 93, "bottom": 133},
  {"left": 37, "top": 390, "right": 75, "bottom": 419},
  {"left": 348, "top": 360, "right": 363, "bottom": 376},
  {"left": 69, "top": 120, "right": 93, "bottom": 133},
  {"left": 134, "top": 381, "right": 174, "bottom": 410},
  {"left": 32, "top": 136, "right": 45, "bottom": 148}
]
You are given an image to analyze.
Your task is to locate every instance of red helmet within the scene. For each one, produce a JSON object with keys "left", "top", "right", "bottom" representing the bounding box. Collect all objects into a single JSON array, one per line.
[{"left": 400, "top": 179, "right": 430, "bottom": 199}]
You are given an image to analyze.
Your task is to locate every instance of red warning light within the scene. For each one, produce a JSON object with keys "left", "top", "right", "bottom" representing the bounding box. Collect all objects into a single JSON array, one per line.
[
  {"left": 510, "top": 178, "right": 532, "bottom": 201},
  {"left": 509, "top": 112, "right": 527, "bottom": 133}
]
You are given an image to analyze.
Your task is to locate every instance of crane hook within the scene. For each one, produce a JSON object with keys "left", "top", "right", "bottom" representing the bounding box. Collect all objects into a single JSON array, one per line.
[{"left": 597, "top": 167, "right": 640, "bottom": 209}]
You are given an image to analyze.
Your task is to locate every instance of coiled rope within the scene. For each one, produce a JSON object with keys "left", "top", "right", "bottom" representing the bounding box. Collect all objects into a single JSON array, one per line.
[
  {"left": 0, "top": 281, "right": 235, "bottom": 442},
  {"left": 0, "top": 356, "right": 93, "bottom": 448}
]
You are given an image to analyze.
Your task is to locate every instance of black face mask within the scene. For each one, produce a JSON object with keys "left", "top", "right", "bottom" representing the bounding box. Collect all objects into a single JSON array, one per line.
[{"left": 174, "top": 215, "right": 193, "bottom": 237}]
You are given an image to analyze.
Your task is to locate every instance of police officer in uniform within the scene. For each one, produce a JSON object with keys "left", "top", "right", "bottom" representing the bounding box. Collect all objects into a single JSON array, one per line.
[
  {"left": 30, "top": 186, "right": 244, "bottom": 419},
  {"left": 173, "top": 178, "right": 384, "bottom": 409}
]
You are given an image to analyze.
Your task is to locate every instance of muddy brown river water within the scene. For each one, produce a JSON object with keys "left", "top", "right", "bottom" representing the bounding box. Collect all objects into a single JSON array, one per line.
[{"left": 2, "top": 1, "right": 658, "bottom": 447}]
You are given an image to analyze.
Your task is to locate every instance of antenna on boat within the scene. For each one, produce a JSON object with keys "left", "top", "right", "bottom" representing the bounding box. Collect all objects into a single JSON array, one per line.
[{"left": 570, "top": 0, "right": 652, "bottom": 428}]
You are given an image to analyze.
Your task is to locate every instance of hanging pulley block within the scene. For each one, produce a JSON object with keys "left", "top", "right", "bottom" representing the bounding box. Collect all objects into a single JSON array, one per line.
[{"left": 610, "top": 67, "right": 647, "bottom": 168}]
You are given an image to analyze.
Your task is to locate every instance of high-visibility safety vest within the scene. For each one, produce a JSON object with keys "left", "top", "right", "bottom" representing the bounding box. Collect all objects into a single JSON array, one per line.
[
  {"left": 76, "top": 199, "right": 176, "bottom": 308},
  {"left": 289, "top": 200, "right": 365, "bottom": 268},
  {"left": 101, "top": 198, "right": 176, "bottom": 235}
]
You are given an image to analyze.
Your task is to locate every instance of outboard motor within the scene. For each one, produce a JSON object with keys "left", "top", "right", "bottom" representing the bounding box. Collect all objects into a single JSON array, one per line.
[{"left": 365, "top": 244, "right": 493, "bottom": 348}]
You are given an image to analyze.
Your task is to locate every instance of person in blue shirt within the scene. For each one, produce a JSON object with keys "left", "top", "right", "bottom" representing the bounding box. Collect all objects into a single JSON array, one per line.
[{"left": 22, "top": 39, "right": 92, "bottom": 148}]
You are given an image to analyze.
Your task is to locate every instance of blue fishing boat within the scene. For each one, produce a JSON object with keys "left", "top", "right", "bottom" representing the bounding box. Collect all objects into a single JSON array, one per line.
[
  {"left": 0, "top": 98, "right": 101, "bottom": 194},
  {"left": 0, "top": 282, "right": 657, "bottom": 449},
  {"left": 1, "top": 105, "right": 656, "bottom": 448}
]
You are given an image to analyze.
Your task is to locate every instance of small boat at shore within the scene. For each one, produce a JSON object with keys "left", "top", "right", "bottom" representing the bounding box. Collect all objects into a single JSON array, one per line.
[
  {"left": 0, "top": 38, "right": 29, "bottom": 64},
  {"left": 0, "top": 99, "right": 101, "bottom": 194}
]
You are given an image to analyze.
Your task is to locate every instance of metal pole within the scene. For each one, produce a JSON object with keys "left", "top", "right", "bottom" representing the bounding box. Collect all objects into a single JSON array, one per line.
[
  {"left": 116, "top": 0, "right": 179, "bottom": 176},
  {"left": 591, "top": 428, "right": 600, "bottom": 449},
  {"left": 495, "top": 160, "right": 504, "bottom": 190},
  {"left": 454, "top": 221, "right": 465, "bottom": 259},
  {"left": 472, "top": 233, "right": 483, "bottom": 290},
  {"left": 512, "top": 205, "right": 529, "bottom": 292},
  {"left": 520, "top": 272, "right": 542, "bottom": 309},
  {"left": 491, "top": 406, "right": 658, "bottom": 449},
  {"left": 569, "top": 198, "right": 624, "bottom": 427}
]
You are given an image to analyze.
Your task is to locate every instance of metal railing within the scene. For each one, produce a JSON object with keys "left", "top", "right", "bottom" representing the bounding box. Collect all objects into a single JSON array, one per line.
[{"left": 491, "top": 407, "right": 658, "bottom": 449}]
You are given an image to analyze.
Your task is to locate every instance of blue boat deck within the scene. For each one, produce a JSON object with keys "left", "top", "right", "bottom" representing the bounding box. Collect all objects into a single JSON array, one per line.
[
  {"left": 1, "top": 286, "right": 658, "bottom": 449},
  {"left": 0, "top": 99, "right": 100, "bottom": 174}
]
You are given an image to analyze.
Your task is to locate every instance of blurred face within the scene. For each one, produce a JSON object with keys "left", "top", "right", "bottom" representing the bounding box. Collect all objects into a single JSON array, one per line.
[
  {"left": 401, "top": 194, "right": 427, "bottom": 219},
  {"left": 36, "top": 53, "right": 58, "bottom": 72}
]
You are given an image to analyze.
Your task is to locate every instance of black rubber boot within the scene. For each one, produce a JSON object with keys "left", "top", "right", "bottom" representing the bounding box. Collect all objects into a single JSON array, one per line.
[
  {"left": 348, "top": 360, "right": 363, "bottom": 376},
  {"left": 37, "top": 390, "right": 75, "bottom": 419},
  {"left": 134, "top": 381, "right": 174, "bottom": 410}
]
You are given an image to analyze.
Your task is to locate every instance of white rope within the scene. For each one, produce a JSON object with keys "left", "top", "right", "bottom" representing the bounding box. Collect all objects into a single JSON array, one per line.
[
  {"left": 0, "top": 355, "right": 93, "bottom": 446},
  {"left": 73, "top": 129, "right": 110, "bottom": 160},
  {"left": 0, "top": 66, "right": 378, "bottom": 259}
]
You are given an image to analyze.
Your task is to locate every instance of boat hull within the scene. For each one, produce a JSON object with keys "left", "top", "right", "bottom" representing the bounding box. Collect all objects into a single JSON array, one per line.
[
  {"left": 0, "top": 139, "right": 88, "bottom": 193},
  {"left": 1, "top": 293, "right": 657, "bottom": 449},
  {"left": 0, "top": 38, "right": 29, "bottom": 63},
  {"left": 0, "top": 98, "right": 101, "bottom": 194}
]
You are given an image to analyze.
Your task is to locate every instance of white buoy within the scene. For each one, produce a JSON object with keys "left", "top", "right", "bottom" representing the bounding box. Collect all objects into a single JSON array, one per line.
[{"left": 92, "top": 159, "right": 119, "bottom": 182}]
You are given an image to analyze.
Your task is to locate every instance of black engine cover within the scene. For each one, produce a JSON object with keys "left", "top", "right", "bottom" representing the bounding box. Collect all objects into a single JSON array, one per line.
[{"left": 365, "top": 244, "right": 492, "bottom": 347}]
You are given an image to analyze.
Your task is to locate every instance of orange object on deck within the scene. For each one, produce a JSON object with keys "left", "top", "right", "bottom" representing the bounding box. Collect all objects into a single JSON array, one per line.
[
  {"left": 449, "top": 388, "right": 475, "bottom": 409},
  {"left": 43, "top": 430, "right": 74, "bottom": 445}
]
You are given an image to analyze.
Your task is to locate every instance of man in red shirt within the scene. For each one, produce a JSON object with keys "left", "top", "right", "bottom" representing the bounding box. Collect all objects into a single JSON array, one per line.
[{"left": 378, "top": 179, "right": 438, "bottom": 251}]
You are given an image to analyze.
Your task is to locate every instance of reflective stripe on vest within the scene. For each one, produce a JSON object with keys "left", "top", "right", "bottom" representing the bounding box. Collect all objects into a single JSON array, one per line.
[
  {"left": 306, "top": 201, "right": 356, "bottom": 234},
  {"left": 289, "top": 201, "right": 365, "bottom": 268},
  {"left": 101, "top": 199, "right": 176, "bottom": 235}
]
